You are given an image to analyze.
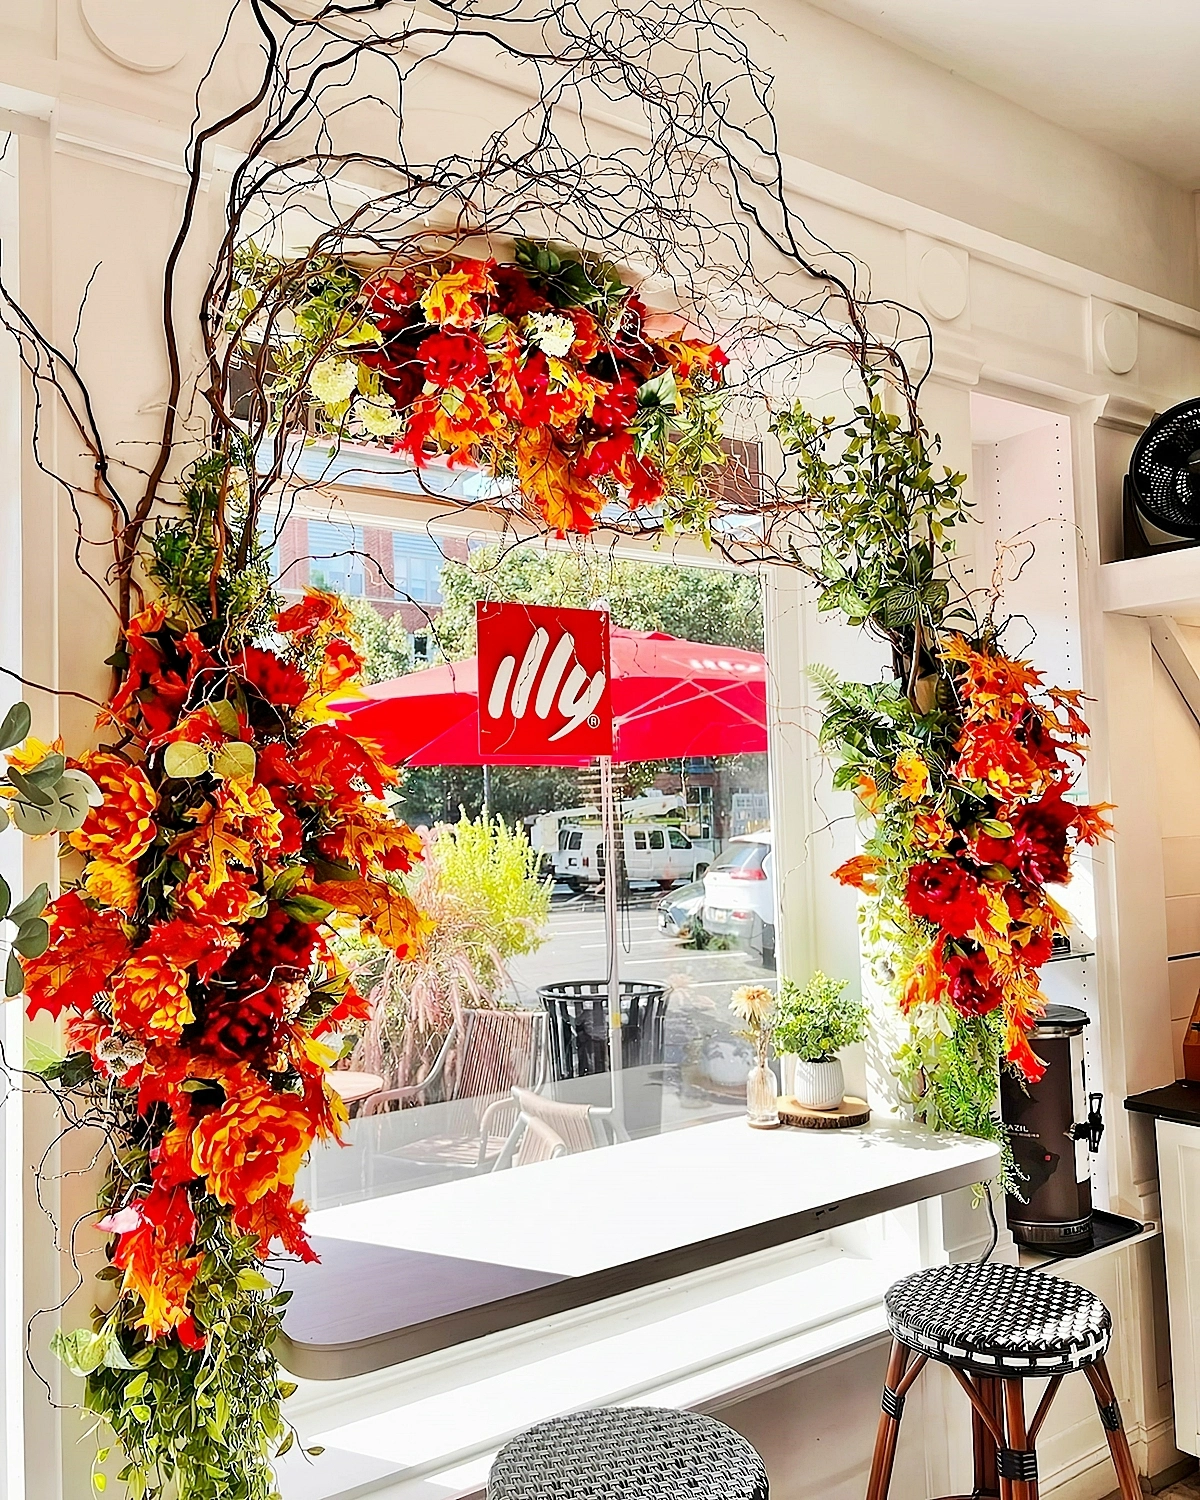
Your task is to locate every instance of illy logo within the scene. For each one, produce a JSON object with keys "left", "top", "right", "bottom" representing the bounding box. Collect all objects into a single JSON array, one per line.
[{"left": 477, "top": 602, "right": 614, "bottom": 759}]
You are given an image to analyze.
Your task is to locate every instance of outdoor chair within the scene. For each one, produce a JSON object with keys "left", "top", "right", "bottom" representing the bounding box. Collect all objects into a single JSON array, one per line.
[
  {"left": 491, "top": 1085, "right": 627, "bottom": 1171},
  {"left": 359, "top": 1007, "right": 549, "bottom": 1176}
]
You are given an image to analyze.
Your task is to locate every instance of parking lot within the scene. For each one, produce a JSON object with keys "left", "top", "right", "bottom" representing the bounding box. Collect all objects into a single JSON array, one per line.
[{"left": 507, "top": 887, "right": 776, "bottom": 1085}]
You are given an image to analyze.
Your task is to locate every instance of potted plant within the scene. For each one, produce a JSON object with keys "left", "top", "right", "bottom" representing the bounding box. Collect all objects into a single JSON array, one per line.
[{"left": 774, "top": 972, "right": 867, "bottom": 1111}]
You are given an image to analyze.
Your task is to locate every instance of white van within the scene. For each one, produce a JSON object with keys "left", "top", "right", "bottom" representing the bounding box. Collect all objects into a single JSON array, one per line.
[{"left": 554, "top": 823, "right": 712, "bottom": 891}]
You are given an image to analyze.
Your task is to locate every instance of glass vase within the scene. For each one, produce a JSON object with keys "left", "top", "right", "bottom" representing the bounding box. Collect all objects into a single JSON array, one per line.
[{"left": 746, "top": 1058, "right": 780, "bottom": 1129}]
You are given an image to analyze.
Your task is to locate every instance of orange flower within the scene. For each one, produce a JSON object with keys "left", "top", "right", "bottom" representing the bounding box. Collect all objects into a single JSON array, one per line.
[
  {"left": 68, "top": 752, "right": 157, "bottom": 863},
  {"left": 853, "top": 773, "right": 880, "bottom": 812},
  {"left": 176, "top": 867, "right": 262, "bottom": 926},
  {"left": 419, "top": 258, "right": 496, "bottom": 327},
  {"left": 190, "top": 1070, "right": 321, "bottom": 1207},
  {"left": 276, "top": 588, "right": 354, "bottom": 641},
  {"left": 232, "top": 1186, "right": 318, "bottom": 1261},
  {"left": 112, "top": 951, "right": 194, "bottom": 1039},
  {"left": 109, "top": 1185, "right": 203, "bottom": 1340},
  {"left": 832, "top": 853, "right": 883, "bottom": 891},
  {"left": 893, "top": 749, "right": 929, "bottom": 802},
  {"left": 83, "top": 856, "right": 141, "bottom": 915}
]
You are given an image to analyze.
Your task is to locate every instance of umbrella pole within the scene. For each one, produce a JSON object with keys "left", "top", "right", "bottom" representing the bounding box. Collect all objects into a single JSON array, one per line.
[{"left": 599, "top": 754, "right": 625, "bottom": 1126}]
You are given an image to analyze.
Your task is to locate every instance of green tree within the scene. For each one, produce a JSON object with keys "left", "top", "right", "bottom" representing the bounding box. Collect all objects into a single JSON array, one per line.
[
  {"left": 433, "top": 545, "right": 764, "bottom": 659},
  {"left": 346, "top": 597, "right": 413, "bottom": 683}
]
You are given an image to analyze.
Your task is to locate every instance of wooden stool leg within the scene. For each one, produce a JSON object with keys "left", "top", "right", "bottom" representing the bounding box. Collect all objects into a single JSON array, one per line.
[
  {"left": 1084, "top": 1359, "right": 1142, "bottom": 1500},
  {"left": 971, "top": 1376, "right": 1001, "bottom": 1498},
  {"left": 865, "top": 1340, "right": 910, "bottom": 1500},
  {"left": 1001, "top": 1379, "right": 1038, "bottom": 1500}
]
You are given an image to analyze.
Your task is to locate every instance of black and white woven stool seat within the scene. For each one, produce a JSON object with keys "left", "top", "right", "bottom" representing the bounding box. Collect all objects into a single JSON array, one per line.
[
  {"left": 886, "top": 1261, "right": 1111, "bottom": 1377},
  {"left": 487, "top": 1407, "right": 770, "bottom": 1500}
]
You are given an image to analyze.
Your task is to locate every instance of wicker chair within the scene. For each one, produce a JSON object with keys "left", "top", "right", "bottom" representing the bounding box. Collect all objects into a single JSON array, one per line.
[
  {"left": 492, "top": 1085, "right": 626, "bottom": 1170},
  {"left": 360, "top": 1008, "right": 549, "bottom": 1173}
]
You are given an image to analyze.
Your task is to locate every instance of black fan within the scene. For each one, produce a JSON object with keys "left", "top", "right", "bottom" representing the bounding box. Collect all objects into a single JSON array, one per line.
[{"left": 1125, "top": 397, "right": 1200, "bottom": 556}]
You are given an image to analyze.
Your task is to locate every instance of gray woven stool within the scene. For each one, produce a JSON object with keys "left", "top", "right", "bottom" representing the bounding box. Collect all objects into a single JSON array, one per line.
[
  {"left": 487, "top": 1406, "right": 769, "bottom": 1499},
  {"left": 865, "top": 1262, "right": 1140, "bottom": 1500}
]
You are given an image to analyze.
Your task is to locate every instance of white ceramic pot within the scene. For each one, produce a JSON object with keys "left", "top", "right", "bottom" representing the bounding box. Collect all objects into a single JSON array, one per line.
[{"left": 792, "top": 1055, "right": 844, "bottom": 1111}]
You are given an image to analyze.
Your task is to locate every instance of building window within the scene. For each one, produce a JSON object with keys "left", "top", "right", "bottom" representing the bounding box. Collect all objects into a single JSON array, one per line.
[
  {"left": 393, "top": 533, "right": 446, "bottom": 604},
  {"left": 307, "top": 520, "right": 365, "bottom": 596}
]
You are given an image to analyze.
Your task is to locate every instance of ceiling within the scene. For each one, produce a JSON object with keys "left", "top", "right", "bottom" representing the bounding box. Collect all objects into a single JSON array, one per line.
[{"left": 803, "top": 0, "right": 1200, "bottom": 189}]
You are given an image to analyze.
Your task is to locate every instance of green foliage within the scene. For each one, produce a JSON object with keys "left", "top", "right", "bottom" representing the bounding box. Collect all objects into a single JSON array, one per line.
[
  {"left": 148, "top": 447, "right": 278, "bottom": 642},
  {"left": 344, "top": 598, "right": 413, "bottom": 684},
  {"left": 396, "top": 762, "right": 582, "bottom": 827},
  {"left": 773, "top": 383, "right": 971, "bottom": 678},
  {"left": 432, "top": 812, "right": 551, "bottom": 984},
  {"left": 513, "top": 238, "right": 627, "bottom": 315},
  {"left": 434, "top": 544, "right": 765, "bottom": 659},
  {"left": 774, "top": 971, "right": 866, "bottom": 1060},
  {"left": 79, "top": 1193, "right": 302, "bottom": 1500},
  {"left": 894, "top": 1007, "right": 1017, "bottom": 1193}
]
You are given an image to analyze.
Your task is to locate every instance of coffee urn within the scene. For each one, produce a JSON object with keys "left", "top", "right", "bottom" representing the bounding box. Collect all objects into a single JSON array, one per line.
[{"left": 1000, "top": 1004, "right": 1104, "bottom": 1249}]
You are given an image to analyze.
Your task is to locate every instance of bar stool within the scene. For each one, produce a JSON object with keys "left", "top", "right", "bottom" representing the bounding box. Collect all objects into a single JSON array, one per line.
[
  {"left": 865, "top": 1262, "right": 1140, "bottom": 1500},
  {"left": 487, "top": 1406, "right": 770, "bottom": 1499}
]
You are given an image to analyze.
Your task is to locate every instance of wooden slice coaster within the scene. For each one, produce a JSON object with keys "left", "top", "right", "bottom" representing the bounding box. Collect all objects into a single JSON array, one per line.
[{"left": 778, "top": 1095, "right": 870, "bottom": 1129}]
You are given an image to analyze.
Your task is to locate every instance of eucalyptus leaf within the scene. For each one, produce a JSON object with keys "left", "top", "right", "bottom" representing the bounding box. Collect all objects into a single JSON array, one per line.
[
  {"left": 12, "top": 797, "right": 60, "bottom": 836},
  {"left": 209, "top": 699, "right": 241, "bottom": 736},
  {"left": 0, "top": 873, "right": 10, "bottom": 922},
  {"left": 5, "top": 950, "right": 23, "bottom": 997},
  {"left": 14, "top": 917, "right": 49, "bottom": 959},
  {"left": 163, "top": 741, "right": 212, "bottom": 780},
  {"left": 52, "top": 774, "right": 97, "bottom": 831},
  {"left": 11, "top": 884, "right": 50, "bottom": 929},
  {"left": 24, "top": 752, "right": 66, "bottom": 786},
  {"left": 0, "top": 805, "right": 10, "bottom": 834},
  {"left": 0, "top": 701, "right": 30, "bottom": 752},
  {"left": 210, "top": 741, "right": 256, "bottom": 782},
  {"left": 8, "top": 767, "right": 53, "bottom": 807}
]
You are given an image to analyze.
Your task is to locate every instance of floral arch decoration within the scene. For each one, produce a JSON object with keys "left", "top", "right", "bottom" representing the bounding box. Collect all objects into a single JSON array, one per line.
[{"left": 0, "top": 0, "right": 1104, "bottom": 1495}]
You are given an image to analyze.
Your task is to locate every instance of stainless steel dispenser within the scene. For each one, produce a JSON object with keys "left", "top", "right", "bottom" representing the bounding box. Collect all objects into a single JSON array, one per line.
[{"left": 1000, "top": 1004, "right": 1104, "bottom": 1248}]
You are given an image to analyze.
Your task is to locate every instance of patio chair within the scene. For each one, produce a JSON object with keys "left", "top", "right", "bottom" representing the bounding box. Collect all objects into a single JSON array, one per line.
[
  {"left": 359, "top": 1007, "right": 549, "bottom": 1174},
  {"left": 492, "top": 1085, "right": 627, "bottom": 1170}
]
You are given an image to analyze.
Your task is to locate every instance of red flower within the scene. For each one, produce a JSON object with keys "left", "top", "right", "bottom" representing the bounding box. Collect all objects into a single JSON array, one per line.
[
  {"left": 418, "top": 330, "right": 490, "bottom": 390},
  {"left": 565, "top": 308, "right": 601, "bottom": 362},
  {"left": 360, "top": 273, "right": 419, "bottom": 334},
  {"left": 942, "top": 944, "right": 1005, "bottom": 1017},
  {"left": 1010, "top": 792, "right": 1075, "bottom": 885},
  {"left": 589, "top": 375, "right": 639, "bottom": 432},
  {"left": 234, "top": 645, "right": 308, "bottom": 709},
  {"left": 491, "top": 264, "right": 550, "bottom": 318},
  {"left": 904, "top": 859, "right": 987, "bottom": 938}
]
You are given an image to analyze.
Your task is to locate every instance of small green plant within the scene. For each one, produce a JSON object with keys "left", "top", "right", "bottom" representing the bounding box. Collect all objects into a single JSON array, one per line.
[
  {"left": 681, "top": 915, "right": 734, "bottom": 951},
  {"left": 774, "top": 972, "right": 867, "bottom": 1061}
]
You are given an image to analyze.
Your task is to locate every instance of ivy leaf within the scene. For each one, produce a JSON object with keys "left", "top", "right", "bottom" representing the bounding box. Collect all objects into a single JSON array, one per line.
[
  {"left": 51, "top": 1326, "right": 108, "bottom": 1376},
  {"left": 0, "top": 702, "right": 30, "bottom": 752},
  {"left": 210, "top": 742, "right": 256, "bottom": 782},
  {"left": 164, "top": 741, "right": 212, "bottom": 780}
]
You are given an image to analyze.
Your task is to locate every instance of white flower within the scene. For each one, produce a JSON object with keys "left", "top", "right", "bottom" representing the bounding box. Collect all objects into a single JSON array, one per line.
[
  {"left": 354, "top": 395, "right": 406, "bottom": 436},
  {"left": 730, "top": 985, "right": 775, "bottom": 1028},
  {"left": 525, "top": 311, "right": 576, "bottom": 358},
  {"left": 309, "top": 358, "right": 360, "bottom": 406}
]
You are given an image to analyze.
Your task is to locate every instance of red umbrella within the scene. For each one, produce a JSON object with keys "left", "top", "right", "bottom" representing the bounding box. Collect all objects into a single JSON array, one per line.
[{"left": 345, "top": 628, "right": 767, "bottom": 766}]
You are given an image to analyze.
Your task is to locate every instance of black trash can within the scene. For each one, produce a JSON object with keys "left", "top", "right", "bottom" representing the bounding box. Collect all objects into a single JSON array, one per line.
[{"left": 537, "top": 979, "right": 669, "bottom": 1080}]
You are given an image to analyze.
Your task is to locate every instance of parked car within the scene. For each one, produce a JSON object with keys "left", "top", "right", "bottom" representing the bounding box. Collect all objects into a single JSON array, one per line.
[
  {"left": 657, "top": 879, "right": 706, "bottom": 938},
  {"left": 554, "top": 822, "right": 711, "bottom": 891},
  {"left": 702, "top": 830, "right": 775, "bottom": 966}
]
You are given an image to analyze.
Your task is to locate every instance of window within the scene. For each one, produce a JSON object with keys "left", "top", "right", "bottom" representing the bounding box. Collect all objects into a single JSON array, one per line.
[
  {"left": 393, "top": 533, "right": 445, "bottom": 604},
  {"left": 307, "top": 520, "right": 365, "bottom": 596},
  {"left": 298, "top": 542, "right": 775, "bottom": 1374}
]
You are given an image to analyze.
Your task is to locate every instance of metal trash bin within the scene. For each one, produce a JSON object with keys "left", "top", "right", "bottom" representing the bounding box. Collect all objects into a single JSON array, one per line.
[{"left": 537, "top": 979, "right": 669, "bottom": 1080}]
